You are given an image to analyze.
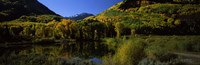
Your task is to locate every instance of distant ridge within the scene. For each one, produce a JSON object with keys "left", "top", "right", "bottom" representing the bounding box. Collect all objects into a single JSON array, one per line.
[{"left": 65, "top": 13, "right": 94, "bottom": 20}]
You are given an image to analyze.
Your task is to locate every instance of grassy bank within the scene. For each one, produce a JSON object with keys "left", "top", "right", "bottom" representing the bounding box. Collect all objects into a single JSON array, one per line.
[{"left": 102, "top": 35, "right": 200, "bottom": 65}]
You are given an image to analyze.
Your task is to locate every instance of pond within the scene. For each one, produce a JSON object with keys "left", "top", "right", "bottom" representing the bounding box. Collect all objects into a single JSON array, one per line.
[{"left": 0, "top": 41, "right": 112, "bottom": 65}]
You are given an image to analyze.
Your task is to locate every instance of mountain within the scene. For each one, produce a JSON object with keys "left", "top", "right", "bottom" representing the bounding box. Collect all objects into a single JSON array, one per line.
[
  {"left": 91, "top": 1, "right": 200, "bottom": 35},
  {"left": 0, "top": 0, "right": 58, "bottom": 22},
  {"left": 65, "top": 13, "right": 94, "bottom": 20}
]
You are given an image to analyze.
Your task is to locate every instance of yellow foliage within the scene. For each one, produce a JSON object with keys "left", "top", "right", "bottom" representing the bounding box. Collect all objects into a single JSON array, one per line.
[
  {"left": 46, "top": 20, "right": 58, "bottom": 27},
  {"left": 69, "top": 22, "right": 79, "bottom": 30},
  {"left": 56, "top": 19, "right": 74, "bottom": 30},
  {"left": 174, "top": 19, "right": 181, "bottom": 25},
  {"left": 83, "top": 16, "right": 95, "bottom": 21},
  {"left": 115, "top": 22, "right": 124, "bottom": 38},
  {"left": 113, "top": 39, "right": 145, "bottom": 65},
  {"left": 55, "top": 19, "right": 75, "bottom": 38}
]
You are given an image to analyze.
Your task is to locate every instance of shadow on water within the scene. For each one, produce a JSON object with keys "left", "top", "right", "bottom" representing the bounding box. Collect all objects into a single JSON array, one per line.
[
  {"left": 60, "top": 41, "right": 112, "bottom": 57},
  {"left": 0, "top": 41, "right": 113, "bottom": 65}
]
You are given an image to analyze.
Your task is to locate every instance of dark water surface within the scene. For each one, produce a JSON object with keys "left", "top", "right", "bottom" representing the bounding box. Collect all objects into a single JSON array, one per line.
[{"left": 0, "top": 41, "right": 111, "bottom": 65}]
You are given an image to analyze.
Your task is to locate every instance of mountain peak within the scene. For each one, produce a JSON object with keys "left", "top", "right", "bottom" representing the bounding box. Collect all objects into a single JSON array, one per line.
[{"left": 66, "top": 13, "right": 94, "bottom": 20}]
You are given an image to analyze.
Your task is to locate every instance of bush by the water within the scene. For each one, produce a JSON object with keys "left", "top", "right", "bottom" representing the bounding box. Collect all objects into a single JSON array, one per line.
[{"left": 103, "top": 36, "right": 200, "bottom": 65}]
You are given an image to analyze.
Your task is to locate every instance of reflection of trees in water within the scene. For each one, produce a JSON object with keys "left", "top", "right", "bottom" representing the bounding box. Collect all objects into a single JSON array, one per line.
[
  {"left": 62, "top": 41, "right": 112, "bottom": 57},
  {"left": 0, "top": 41, "right": 112, "bottom": 65},
  {"left": 16, "top": 41, "right": 112, "bottom": 57}
]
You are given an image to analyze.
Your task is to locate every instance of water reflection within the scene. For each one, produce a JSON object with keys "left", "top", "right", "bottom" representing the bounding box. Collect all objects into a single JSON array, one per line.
[{"left": 0, "top": 41, "right": 112, "bottom": 65}]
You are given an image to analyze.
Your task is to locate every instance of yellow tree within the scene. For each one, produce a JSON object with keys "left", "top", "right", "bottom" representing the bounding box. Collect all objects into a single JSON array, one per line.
[
  {"left": 46, "top": 20, "right": 58, "bottom": 38},
  {"left": 69, "top": 22, "right": 79, "bottom": 39},
  {"left": 35, "top": 25, "right": 45, "bottom": 38},
  {"left": 115, "top": 22, "right": 124, "bottom": 38},
  {"left": 55, "top": 19, "right": 73, "bottom": 38},
  {"left": 21, "top": 26, "right": 32, "bottom": 36}
]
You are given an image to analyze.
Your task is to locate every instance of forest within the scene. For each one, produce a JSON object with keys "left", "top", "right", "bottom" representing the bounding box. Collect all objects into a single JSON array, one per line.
[{"left": 0, "top": 0, "right": 200, "bottom": 65}]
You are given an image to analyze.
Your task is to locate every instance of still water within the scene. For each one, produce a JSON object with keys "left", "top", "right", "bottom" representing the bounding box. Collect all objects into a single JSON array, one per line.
[{"left": 0, "top": 41, "right": 112, "bottom": 65}]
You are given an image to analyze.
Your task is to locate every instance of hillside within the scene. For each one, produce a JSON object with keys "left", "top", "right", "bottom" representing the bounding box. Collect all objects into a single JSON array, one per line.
[
  {"left": 1, "top": 1, "right": 200, "bottom": 42},
  {"left": 0, "top": 0, "right": 57, "bottom": 22},
  {"left": 92, "top": 1, "right": 200, "bottom": 35}
]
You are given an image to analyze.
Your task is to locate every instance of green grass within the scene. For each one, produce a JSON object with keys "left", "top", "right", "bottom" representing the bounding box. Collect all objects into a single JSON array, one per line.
[{"left": 102, "top": 35, "right": 200, "bottom": 65}]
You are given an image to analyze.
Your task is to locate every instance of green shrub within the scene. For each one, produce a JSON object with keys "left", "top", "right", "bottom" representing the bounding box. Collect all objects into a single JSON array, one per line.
[
  {"left": 104, "top": 10, "right": 127, "bottom": 17},
  {"left": 167, "top": 18, "right": 174, "bottom": 24},
  {"left": 145, "top": 43, "right": 167, "bottom": 59},
  {"left": 151, "top": 4, "right": 179, "bottom": 15},
  {"left": 113, "top": 38, "right": 146, "bottom": 65},
  {"left": 103, "top": 38, "right": 119, "bottom": 50},
  {"left": 174, "top": 19, "right": 181, "bottom": 25},
  {"left": 106, "top": 36, "right": 200, "bottom": 65}
]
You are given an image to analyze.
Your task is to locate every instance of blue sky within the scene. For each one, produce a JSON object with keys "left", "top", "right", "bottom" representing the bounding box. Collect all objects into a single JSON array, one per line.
[{"left": 38, "top": 0, "right": 122, "bottom": 17}]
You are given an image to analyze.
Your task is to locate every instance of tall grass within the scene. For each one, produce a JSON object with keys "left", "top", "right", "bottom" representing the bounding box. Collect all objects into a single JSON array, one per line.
[
  {"left": 113, "top": 38, "right": 146, "bottom": 65},
  {"left": 102, "top": 36, "right": 200, "bottom": 65}
]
